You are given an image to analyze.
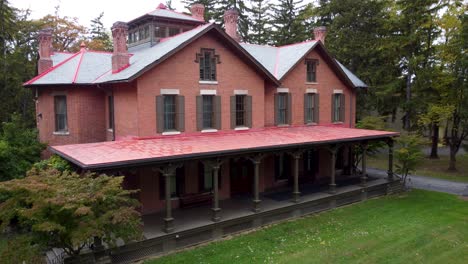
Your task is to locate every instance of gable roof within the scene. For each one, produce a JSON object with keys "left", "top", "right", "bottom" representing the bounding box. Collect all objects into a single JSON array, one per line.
[
  {"left": 241, "top": 41, "right": 368, "bottom": 88},
  {"left": 127, "top": 5, "right": 204, "bottom": 25}
]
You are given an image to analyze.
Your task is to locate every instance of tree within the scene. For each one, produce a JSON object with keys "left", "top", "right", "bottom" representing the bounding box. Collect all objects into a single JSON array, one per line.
[
  {"left": 213, "top": 0, "right": 251, "bottom": 42},
  {"left": 247, "top": 0, "right": 273, "bottom": 45},
  {"left": 418, "top": 104, "right": 454, "bottom": 159},
  {"left": 394, "top": 134, "right": 425, "bottom": 185},
  {"left": 0, "top": 168, "right": 142, "bottom": 257},
  {"left": 87, "top": 12, "right": 112, "bottom": 52},
  {"left": 0, "top": 114, "right": 45, "bottom": 181},
  {"left": 182, "top": 0, "right": 217, "bottom": 22},
  {"left": 270, "top": 0, "right": 306, "bottom": 46},
  {"left": 166, "top": 0, "right": 176, "bottom": 10}
]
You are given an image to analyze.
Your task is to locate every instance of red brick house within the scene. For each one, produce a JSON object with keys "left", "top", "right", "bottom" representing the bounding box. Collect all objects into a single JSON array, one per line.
[{"left": 25, "top": 3, "right": 398, "bottom": 259}]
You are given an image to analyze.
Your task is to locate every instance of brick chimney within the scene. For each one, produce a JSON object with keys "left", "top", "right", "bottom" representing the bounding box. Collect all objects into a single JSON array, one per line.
[
  {"left": 313, "top": 26, "right": 327, "bottom": 45},
  {"left": 111, "top": 21, "right": 130, "bottom": 73},
  {"left": 224, "top": 9, "right": 240, "bottom": 42},
  {"left": 190, "top": 4, "right": 205, "bottom": 21},
  {"left": 38, "top": 28, "right": 53, "bottom": 74}
]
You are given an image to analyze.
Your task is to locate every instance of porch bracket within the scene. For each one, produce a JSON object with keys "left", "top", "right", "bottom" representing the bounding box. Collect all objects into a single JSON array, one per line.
[
  {"left": 203, "top": 159, "right": 225, "bottom": 222},
  {"left": 386, "top": 138, "right": 394, "bottom": 181},
  {"left": 247, "top": 154, "right": 265, "bottom": 213},
  {"left": 360, "top": 141, "right": 368, "bottom": 187},
  {"left": 287, "top": 150, "right": 305, "bottom": 203},
  {"left": 158, "top": 163, "right": 183, "bottom": 233}
]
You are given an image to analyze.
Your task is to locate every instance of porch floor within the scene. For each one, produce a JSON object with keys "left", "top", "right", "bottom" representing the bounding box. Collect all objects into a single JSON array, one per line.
[{"left": 142, "top": 175, "right": 385, "bottom": 239}]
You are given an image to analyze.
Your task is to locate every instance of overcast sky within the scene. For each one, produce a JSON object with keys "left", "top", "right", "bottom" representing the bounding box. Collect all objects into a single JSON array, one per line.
[{"left": 12, "top": 0, "right": 315, "bottom": 30}]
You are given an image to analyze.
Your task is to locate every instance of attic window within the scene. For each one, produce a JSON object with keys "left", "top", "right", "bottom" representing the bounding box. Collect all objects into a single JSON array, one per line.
[
  {"left": 305, "top": 59, "right": 318, "bottom": 82},
  {"left": 195, "top": 48, "right": 221, "bottom": 81}
]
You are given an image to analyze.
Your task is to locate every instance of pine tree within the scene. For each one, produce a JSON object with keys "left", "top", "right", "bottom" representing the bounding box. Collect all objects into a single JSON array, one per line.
[
  {"left": 182, "top": 0, "right": 217, "bottom": 22},
  {"left": 88, "top": 12, "right": 112, "bottom": 51},
  {"left": 247, "top": 0, "right": 273, "bottom": 44},
  {"left": 270, "top": 0, "right": 306, "bottom": 46},
  {"left": 212, "top": 0, "right": 251, "bottom": 42}
]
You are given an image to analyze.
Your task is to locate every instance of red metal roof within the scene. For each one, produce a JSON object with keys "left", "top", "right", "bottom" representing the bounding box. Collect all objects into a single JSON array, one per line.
[{"left": 51, "top": 125, "right": 398, "bottom": 170}]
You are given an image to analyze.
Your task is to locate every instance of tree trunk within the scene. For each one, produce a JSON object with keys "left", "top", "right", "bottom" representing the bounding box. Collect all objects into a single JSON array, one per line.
[
  {"left": 405, "top": 68, "right": 412, "bottom": 131},
  {"left": 429, "top": 123, "right": 439, "bottom": 159},
  {"left": 448, "top": 146, "right": 457, "bottom": 171}
]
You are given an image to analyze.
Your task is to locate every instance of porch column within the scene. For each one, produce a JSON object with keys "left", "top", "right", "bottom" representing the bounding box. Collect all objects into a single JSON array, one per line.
[
  {"left": 361, "top": 142, "right": 368, "bottom": 186},
  {"left": 248, "top": 154, "right": 264, "bottom": 213},
  {"left": 387, "top": 139, "right": 394, "bottom": 180},
  {"left": 159, "top": 163, "right": 182, "bottom": 233},
  {"left": 203, "top": 159, "right": 224, "bottom": 222},
  {"left": 328, "top": 146, "right": 337, "bottom": 194},
  {"left": 291, "top": 152, "right": 302, "bottom": 203}
]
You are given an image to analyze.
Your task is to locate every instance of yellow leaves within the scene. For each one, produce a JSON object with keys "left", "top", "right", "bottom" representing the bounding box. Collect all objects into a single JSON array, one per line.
[{"left": 74, "top": 206, "right": 92, "bottom": 216}]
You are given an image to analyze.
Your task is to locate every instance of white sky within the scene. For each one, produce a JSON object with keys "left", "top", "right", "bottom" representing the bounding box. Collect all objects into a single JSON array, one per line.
[{"left": 12, "top": 0, "right": 315, "bottom": 30}]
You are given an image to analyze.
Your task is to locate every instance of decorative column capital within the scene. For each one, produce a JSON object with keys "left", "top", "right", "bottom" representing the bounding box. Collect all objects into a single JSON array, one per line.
[
  {"left": 287, "top": 149, "right": 304, "bottom": 159},
  {"left": 158, "top": 163, "right": 183, "bottom": 177},
  {"left": 202, "top": 158, "right": 224, "bottom": 170},
  {"left": 247, "top": 153, "right": 264, "bottom": 165}
]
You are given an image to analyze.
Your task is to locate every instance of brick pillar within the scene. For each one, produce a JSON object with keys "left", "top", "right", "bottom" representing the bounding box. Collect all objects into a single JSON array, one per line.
[
  {"left": 111, "top": 21, "right": 130, "bottom": 73},
  {"left": 313, "top": 26, "right": 327, "bottom": 45},
  {"left": 224, "top": 9, "right": 240, "bottom": 42},
  {"left": 38, "top": 28, "right": 53, "bottom": 74},
  {"left": 190, "top": 4, "right": 205, "bottom": 21}
]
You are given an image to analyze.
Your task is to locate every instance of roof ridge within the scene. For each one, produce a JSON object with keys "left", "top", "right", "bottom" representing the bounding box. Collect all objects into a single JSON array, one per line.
[
  {"left": 240, "top": 42, "right": 277, "bottom": 48},
  {"left": 159, "top": 23, "right": 211, "bottom": 43},
  {"left": 147, "top": 6, "right": 204, "bottom": 22},
  {"left": 278, "top": 39, "right": 317, "bottom": 48},
  {"left": 24, "top": 51, "right": 81, "bottom": 85}
]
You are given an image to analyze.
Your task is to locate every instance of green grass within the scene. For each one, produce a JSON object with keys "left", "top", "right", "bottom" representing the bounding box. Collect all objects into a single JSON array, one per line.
[
  {"left": 145, "top": 190, "right": 468, "bottom": 264},
  {"left": 368, "top": 153, "right": 468, "bottom": 182}
]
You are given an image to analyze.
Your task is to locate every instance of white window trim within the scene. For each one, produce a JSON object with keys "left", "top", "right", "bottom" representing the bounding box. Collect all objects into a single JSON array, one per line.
[
  {"left": 306, "top": 88, "right": 318, "bottom": 94},
  {"left": 160, "top": 89, "right": 180, "bottom": 95},
  {"left": 234, "top": 126, "right": 249, "bottom": 131},
  {"left": 162, "top": 131, "right": 181, "bottom": 136},
  {"left": 234, "top": 90, "right": 248, "bottom": 95},
  {"left": 277, "top": 88, "right": 289, "bottom": 93},
  {"left": 199, "top": 80, "right": 218, "bottom": 85},
  {"left": 200, "top": 89, "right": 217, "bottom": 95},
  {"left": 201, "top": 129, "right": 218, "bottom": 133},
  {"left": 333, "top": 89, "right": 344, "bottom": 94},
  {"left": 305, "top": 82, "right": 319, "bottom": 85},
  {"left": 53, "top": 131, "right": 70, "bottom": 136}
]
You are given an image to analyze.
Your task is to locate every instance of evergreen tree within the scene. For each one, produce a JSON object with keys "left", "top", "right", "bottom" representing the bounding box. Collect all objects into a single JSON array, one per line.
[
  {"left": 247, "top": 0, "right": 273, "bottom": 44},
  {"left": 213, "top": 0, "right": 251, "bottom": 42},
  {"left": 87, "top": 12, "right": 112, "bottom": 51},
  {"left": 182, "top": 0, "right": 217, "bottom": 22},
  {"left": 166, "top": 0, "right": 176, "bottom": 10},
  {"left": 270, "top": 0, "right": 306, "bottom": 46}
]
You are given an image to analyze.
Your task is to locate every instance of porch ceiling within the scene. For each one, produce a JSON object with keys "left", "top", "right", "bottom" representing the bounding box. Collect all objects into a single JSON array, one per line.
[{"left": 50, "top": 125, "right": 398, "bottom": 170}]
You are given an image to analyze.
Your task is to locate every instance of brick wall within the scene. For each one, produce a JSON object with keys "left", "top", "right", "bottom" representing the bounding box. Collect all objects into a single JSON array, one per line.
[{"left": 36, "top": 86, "right": 106, "bottom": 146}]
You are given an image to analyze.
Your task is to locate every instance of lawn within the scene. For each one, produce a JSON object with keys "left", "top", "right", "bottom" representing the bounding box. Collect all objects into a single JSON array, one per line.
[
  {"left": 146, "top": 190, "right": 468, "bottom": 264},
  {"left": 368, "top": 153, "right": 468, "bottom": 182}
]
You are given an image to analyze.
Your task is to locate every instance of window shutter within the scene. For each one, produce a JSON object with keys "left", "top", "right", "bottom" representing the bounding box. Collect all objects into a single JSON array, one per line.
[
  {"left": 287, "top": 93, "right": 292, "bottom": 125},
  {"left": 246, "top": 95, "right": 252, "bottom": 128},
  {"left": 314, "top": 93, "right": 320, "bottom": 123},
  {"left": 274, "top": 93, "right": 279, "bottom": 126},
  {"left": 156, "top": 95, "right": 164, "bottom": 133},
  {"left": 304, "top": 93, "right": 309, "bottom": 124},
  {"left": 331, "top": 94, "right": 335, "bottom": 122},
  {"left": 196, "top": 95, "right": 203, "bottom": 131},
  {"left": 230, "top": 96, "right": 236, "bottom": 129},
  {"left": 214, "top": 95, "right": 222, "bottom": 130},
  {"left": 340, "top": 94, "right": 345, "bottom": 122},
  {"left": 176, "top": 95, "right": 185, "bottom": 132}
]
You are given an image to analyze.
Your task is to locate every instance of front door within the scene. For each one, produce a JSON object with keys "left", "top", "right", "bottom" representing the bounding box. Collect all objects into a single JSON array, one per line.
[{"left": 230, "top": 158, "right": 254, "bottom": 195}]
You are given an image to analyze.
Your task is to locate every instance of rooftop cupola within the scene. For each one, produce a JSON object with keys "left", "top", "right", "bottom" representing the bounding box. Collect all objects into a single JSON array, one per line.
[
  {"left": 38, "top": 28, "right": 53, "bottom": 74},
  {"left": 313, "top": 26, "right": 327, "bottom": 45},
  {"left": 190, "top": 4, "right": 205, "bottom": 21},
  {"left": 224, "top": 8, "right": 240, "bottom": 42},
  {"left": 111, "top": 21, "right": 130, "bottom": 73}
]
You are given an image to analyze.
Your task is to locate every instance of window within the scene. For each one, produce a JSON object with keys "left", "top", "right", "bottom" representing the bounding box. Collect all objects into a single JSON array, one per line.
[
  {"left": 154, "top": 26, "right": 166, "bottom": 38},
  {"left": 333, "top": 93, "right": 345, "bottom": 122},
  {"left": 277, "top": 93, "right": 288, "bottom": 125},
  {"left": 304, "top": 93, "right": 318, "bottom": 124},
  {"left": 156, "top": 95, "right": 185, "bottom": 133},
  {"left": 169, "top": 27, "right": 180, "bottom": 36},
  {"left": 54, "top": 95, "right": 67, "bottom": 132},
  {"left": 196, "top": 49, "right": 220, "bottom": 81},
  {"left": 202, "top": 95, "right": 214, "bottom": 129},
  {"left": 163, "top": 95, "right": 177, "bottom": 131},
  {"left": 306, "top": 59, "right": 318, "bottom": 82},
  {"left": 108, "top": 96, "right": 114, "bottom": 130},
  {"left": 235, "top": 95, "right": 246, "bottom": 127},
  {"left": 274, "top": 154, "right": 290, "bottom": 181}
]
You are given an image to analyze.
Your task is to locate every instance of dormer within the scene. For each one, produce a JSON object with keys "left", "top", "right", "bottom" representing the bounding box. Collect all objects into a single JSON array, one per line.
[{"left": 127, "top": 3, "right": 205, "bottom": 49}]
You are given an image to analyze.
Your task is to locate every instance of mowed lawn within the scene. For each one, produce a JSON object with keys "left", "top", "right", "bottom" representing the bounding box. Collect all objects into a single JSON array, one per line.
[
  {"left": 146, "top": 190, "right": 468, "bottom": 264},
  {"left": 368, "top": 153, "right": 468, "bottom": 182}
]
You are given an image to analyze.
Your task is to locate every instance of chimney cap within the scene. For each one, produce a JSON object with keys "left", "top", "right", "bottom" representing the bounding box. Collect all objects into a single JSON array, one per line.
[
  {"left": 157, "top": 3, "right": 167, "bottom": 9},
  {"left": 39, "top": 27, "right": 53, "bottom": 36},
  {"left": 112, "top": 21, "right": 128, "bottom": 30},
  {"left": 314, "top": 26, "right": 327, "bottom": 33},
  {"left": 224, "top": 8, "right": 239, "bottom": 15}
]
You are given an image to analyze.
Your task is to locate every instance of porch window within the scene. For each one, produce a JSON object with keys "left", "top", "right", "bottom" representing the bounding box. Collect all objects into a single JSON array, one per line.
[
  {"left": 304, "top": 93, "right": 319, "bottom": 124},
  {"left": 54, "top": 95, "right": 68, "bottom": 132},
  {"left": 275, "top": 93, "right": 290, "bottom": 125},
  {"left": 332, "top": 93, "right": 345, "bottom": 122},
  {"left": 305, "top": 59, "right": 318, "bottom": 82},
  {"left": 196, "top": 48, "right": 220, "bottom": 81},
  {"left": 274, "top": 153, "right": 290, "bottom": 181},
  {"left": 154, "top": 26, "right": 167, "bottom": 38},
  {"left": 168, "top": 27, "right": 180, "bottom": 36},
  {"left": 198, "top": 162, "right": 222, "bottom": 192},
  {"left": 156, "top": 95, "right": 185, "bottom": 133},
  {"left": 108, "top": 95, "right": 114, "bottom": 130},
  {"left": 196, "top": 95, "right": 221, "bottom": 131}
]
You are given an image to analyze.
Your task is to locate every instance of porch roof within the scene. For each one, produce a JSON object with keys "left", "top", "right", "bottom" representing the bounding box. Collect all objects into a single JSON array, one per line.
[{"left": 51, "top": 125, "right": 398, "bottom": 170}]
